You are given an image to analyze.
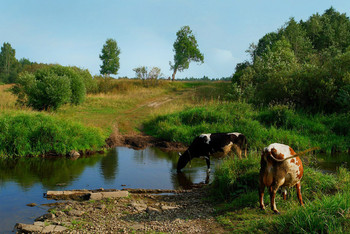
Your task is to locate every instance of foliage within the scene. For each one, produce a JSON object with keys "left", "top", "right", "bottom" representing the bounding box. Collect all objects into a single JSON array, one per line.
[
  {"left": 133, "top": 66, "right": 163, "bottom": 86},
  {"left": 170, "top": 26, "right": 204, "bottom": 81},
  {"left": 12, "top": 65, "right": 86, "bottom": 110},
  {"left": 72, "top": 67, "right": 97, "bottom": 94},
  {"left": 0, "top": 42, "right": 19, "bottom": 83},
  {"left": 0, "top": 112, "right": 105, "bottom": 157},
  {"left": 99, "top": 38, "right": 121, "bottom": 76},
  {"left": 233, "top": 7, "right": 350, "bottom": 112},
  {"left": 144, "top": 102, "right": 349, "bottom": 152}
]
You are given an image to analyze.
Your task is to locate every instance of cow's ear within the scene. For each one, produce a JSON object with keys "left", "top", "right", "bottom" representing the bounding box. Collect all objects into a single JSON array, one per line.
[{"left": 178, "top": 152, "right": 182, "bottom": 157}]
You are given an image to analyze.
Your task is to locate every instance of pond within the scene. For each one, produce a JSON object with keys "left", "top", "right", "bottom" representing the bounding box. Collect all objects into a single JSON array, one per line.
[
  {"left": 0, "top": 147, "right": 348, "bottom": 233},
  {"left": 0, "top": 147, "right": 215, "bottom": 233}
]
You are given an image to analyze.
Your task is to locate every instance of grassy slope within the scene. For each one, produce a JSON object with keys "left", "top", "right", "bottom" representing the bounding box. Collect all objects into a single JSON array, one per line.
[
  {"left": 0, "top": 81, "right": 223, "bottom": 157},
  {"left": 212, "top": 156, "right": 350, "bottom": 233},
  {"left": 2, "top": 80, "right": 349, "bottom": 154}
]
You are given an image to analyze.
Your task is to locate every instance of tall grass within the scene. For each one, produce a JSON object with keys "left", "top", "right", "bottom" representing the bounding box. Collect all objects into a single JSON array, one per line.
[
  {"left": 212, "top": 157, "right": 350, "bottom": 233},
  {"left": 0, "top": 112, "right": 106, "bottom": 157},
  {"left": 144, "top": 102, "right": 349, "bottom": 152}
]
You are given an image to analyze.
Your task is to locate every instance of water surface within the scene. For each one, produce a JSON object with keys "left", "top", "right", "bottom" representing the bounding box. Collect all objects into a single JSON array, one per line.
[{"left": 0, "top": 147, "right": 213, "bottom": 233}]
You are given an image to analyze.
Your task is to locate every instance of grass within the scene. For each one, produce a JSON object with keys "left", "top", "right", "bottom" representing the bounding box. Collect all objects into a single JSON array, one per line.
[
  {"left": 0, "top": 80, "right": 228, "bottom": 157},
  {"left": 0, "top": 112, "right": 106, "bottom": 157},
  {"left": 211, "top": 157, "right": 350, "bottom": 233},
  {"left": 144, "top": 102, "right": 349, "bottom": 152}
]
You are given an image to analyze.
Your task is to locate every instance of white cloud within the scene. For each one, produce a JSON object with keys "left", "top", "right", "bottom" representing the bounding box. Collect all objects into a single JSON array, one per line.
[{"left": 212, "top": 48, "right": 236, "bottom": 64}]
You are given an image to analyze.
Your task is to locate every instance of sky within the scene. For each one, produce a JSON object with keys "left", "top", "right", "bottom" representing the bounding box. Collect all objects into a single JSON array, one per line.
[{"left": 1, "top": 0, "right": 350, "bottom": 79}]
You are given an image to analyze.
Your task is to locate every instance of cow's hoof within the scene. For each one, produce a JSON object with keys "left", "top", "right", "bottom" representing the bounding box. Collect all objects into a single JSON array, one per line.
[
  {"left": 273, "top": 210, "right": 280, "bottom": 215},
  {"left": 260, "top": 205, "right": 265, "bottom": 210},
  {"left": 207, "top": 168, "right": 211, "bottom": 173}
]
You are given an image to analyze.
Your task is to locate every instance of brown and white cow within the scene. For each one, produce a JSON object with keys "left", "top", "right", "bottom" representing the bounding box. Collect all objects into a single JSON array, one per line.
[
  {"left": 259, "top": 143, "right": 304, "bottom": 214},
  {"left": 177, "top": 132, "right": 248, "bottom": 173}
]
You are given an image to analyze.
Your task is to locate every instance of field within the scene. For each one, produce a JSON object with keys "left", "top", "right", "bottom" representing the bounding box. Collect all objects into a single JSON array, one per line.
[
  {"left": 1, "top": 80, "right": 349, "bottom": 156},
  {"left": 1, "top": 79, "right": 350, "bottom": 232}
]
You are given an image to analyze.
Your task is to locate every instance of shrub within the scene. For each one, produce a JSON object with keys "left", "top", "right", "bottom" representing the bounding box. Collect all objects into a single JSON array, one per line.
[
  {"left": 0, "top": 112, "right": 106, "bottom": 157},
  {"left": 12, "top": 65, "right": 86, "bottom": 110},
  {"left": 73, "top": 67, "right": 98, "bottom": 94},
  {"left": 29, "top": 73, "right": 71, "bottom": 110}
]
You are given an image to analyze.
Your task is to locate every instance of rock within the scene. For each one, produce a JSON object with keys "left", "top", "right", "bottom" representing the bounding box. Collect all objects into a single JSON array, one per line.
[
  {"left": 161, "top": 205, "right": 177, "bottom": 211},
  {"left": 131, "top": 202, "right": 147, "bottom": 212},
  {"left": 146, "top": 207, "right": 161, "bottom": 215},
  {"left": 34, "top": 221, "right": 45, "bottom": 227},
  {"left": 55, "top": 211, "right": 66, "bottom": 217},
  {"left": 69, "top": 150, "right": 80, "bottom": 160},
  {"left": 26, "top": 203, "right": 37, "bottom": 207},
  {"left": 96, "top": 204, "right": 106, "bottom": 210},
  {"left": 15, "top": 223, "right": 42, "bottom": 233},
  {"left": 46, "top": 191, "right": 64, "bottom": 196},
  {"left": 101, "top": 191, "right": 129, "bottom": 199},
  {"left": 53, "top": 225, "right": 67, "bottom": 232},
  {"left": 67, "top": 209, "right": 85, "bottom": 217},
  {"left": 89, "top": 192, "right": 103, "bottom": 200},
  {"left": 41, "top": 225, "right": 56, "bottom": 233},
  {"left": 130, "top": 223, "right": 144, "bottom": 230},
  {"left": 35, "top": 213, "right": 55, "bottom": 221}
]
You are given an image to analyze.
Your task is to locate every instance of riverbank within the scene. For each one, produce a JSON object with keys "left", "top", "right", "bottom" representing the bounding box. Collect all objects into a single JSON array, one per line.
[{"left": 16, "top": 187, "right": 225, "bottom": 233}]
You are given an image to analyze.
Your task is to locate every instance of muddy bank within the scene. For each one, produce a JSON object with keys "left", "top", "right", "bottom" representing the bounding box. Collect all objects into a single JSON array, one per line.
[
  {"left": 106, "top": 126, "right": 187, "bottom": 152},
  {"left": 16, "top": 187, "right": 225, "bottom": 233}
]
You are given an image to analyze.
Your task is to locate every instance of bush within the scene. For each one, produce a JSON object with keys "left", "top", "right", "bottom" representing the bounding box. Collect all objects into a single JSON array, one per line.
[
  {"left": 0, "top": 112, "right": 106, "bottom": 157},
  {"left": 29, "top": 73, "right": 71, "bottom": 110},
  {"left": 12, "top": 65, "right": 86, "bottom": 110},
  {"left": 73, "top": 67, "right": 98, "bottom": 94}
]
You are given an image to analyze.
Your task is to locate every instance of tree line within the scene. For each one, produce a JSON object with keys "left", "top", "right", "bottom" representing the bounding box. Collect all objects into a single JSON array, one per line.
[{"left": 232, "top": 7, "right": 350, "bottom": 113}]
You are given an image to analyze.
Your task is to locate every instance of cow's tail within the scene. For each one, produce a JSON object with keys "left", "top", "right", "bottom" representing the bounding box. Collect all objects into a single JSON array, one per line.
[
  {"left": 243, "top": 136, "right": 248, "bottom": 158},
  {"left": 269, "top": 147, "right": 319, "bottom": 162}
]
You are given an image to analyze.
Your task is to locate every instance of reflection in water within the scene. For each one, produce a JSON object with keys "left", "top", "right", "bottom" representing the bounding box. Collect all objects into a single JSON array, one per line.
[
  {"left": 313, "top": 153, "right": 350, "bottom": 172},
  {"left": 0, "top": 156, "right": 102, "bottom": 190},
  {"left": 100, "top": 149, "right": 119, "bottom": 182}
]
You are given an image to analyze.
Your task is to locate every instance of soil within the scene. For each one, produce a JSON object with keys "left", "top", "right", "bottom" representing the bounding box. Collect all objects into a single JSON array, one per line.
[
  {"left": 24, "top": 187, "right": 226, "bottom": 233},
  {"left": 105, "top": 126, "right": 188, "bottom": 152}
]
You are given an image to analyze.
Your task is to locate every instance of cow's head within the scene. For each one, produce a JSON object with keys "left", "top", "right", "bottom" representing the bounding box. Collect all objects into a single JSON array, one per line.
[{"left": 177, "top": 151, "right": 190, "bottom": 172}]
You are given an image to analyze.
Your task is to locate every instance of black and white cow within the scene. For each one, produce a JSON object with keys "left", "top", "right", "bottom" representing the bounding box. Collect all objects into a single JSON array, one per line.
[{"left": 177, "top": 133, "right": 248, "bottom": 172}]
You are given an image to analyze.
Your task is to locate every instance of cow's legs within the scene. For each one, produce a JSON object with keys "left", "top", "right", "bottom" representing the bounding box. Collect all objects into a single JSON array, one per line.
[
  {"left": 282, "top": 188, "right": 287, "bottom": 200},
  {"left": 295, "top": 182, "right": 304, "bottom": 206},
  {"left": 269, "top": 181, "right": 283, "bottom": 214},
  {"left": 232, "top": 145, "right": 242, "bottom": 159},
  {"left": 204, "top": 156, "right": 211, "bottom": 173},
  {"left": 259, "top": 181, "right": 265, "bottom": 210}
]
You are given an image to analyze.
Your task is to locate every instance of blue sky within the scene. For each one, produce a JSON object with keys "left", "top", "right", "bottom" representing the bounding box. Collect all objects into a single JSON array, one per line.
[{"left": 1, "top": 0, "right": 350, "bottom": 79}]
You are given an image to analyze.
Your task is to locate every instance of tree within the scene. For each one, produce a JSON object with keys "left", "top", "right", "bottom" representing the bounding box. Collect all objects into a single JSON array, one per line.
[
  {"left": 133, "top": 66, "right": 162, "bottom": 86},
  {"left": 170, "top": 26, "right": 204, "bottom": 81},
  {"left": 133, "top": 66, "right": 148, "bottom": 80},
  {"left": 99, "top": 39, "right": 121, "bottom": 76},
  {"left": 0, "top": 42, "right": 19, "bottom": 83}
]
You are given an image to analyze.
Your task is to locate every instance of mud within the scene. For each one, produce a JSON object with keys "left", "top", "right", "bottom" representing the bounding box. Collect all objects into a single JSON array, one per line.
[{"left": 106, "top": 126, "right": 187, "bottom": 152}]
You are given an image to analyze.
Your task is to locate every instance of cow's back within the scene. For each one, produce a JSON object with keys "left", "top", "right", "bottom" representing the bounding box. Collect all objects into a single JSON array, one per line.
[{"left": 263, "top": 143, "right": 303, "bottom": 187}]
